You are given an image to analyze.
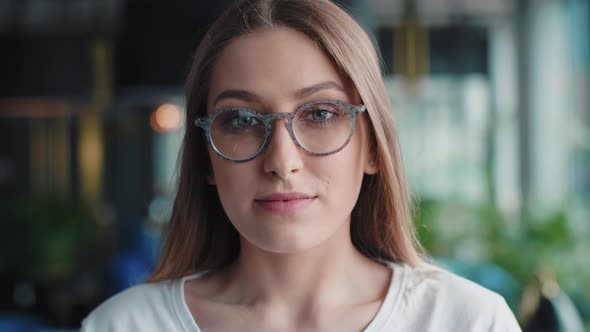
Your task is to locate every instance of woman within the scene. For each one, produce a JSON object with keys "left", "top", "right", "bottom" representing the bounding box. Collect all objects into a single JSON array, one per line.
[{"left": 83, "top": 0, "right": 521, "bottom": 331}]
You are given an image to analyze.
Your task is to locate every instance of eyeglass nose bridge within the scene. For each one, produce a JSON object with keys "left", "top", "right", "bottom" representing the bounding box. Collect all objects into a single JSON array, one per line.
[
  {"left": 261, "top": 111, "right": 296, "bottom": 124},
  {"left": 260, "top": 111, "right": 300, "bottom": 148}
]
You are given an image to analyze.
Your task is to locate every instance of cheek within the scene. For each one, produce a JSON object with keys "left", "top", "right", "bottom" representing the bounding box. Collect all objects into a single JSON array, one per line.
[
  {"left": 209, "top": 156, "right": 258, "bottom": 208},
  {"left": 318, "top": 136, "right": 367, "bottom": 203},
  {"left": 340, "top": 125, "right": 370, "bottom": 194}
]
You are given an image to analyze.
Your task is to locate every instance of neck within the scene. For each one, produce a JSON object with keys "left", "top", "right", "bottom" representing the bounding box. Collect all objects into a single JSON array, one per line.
[{"left": 221, "top": 221, "right": 390, "bottom": 311}]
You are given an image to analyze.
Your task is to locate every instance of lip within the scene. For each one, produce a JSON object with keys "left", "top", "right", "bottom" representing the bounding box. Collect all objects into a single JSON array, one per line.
[{"left": 255, "top": 192, "right": 317, "bottom": 214}]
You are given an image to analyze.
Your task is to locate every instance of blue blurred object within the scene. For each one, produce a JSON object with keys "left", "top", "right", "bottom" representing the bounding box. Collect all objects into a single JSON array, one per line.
[
  {"left": 0, "top": 313, "right": 79, "bottom": 332},
  {"left": 108, "top": 220, "right": 159, "bottom": 293},
  {"left": 0, "top": 313, "right": 40, "bottom": 332}
]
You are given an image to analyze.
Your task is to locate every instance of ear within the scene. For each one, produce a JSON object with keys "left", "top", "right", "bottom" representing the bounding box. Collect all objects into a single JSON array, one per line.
[
  {"left": 363, "top": 131, "right": 379, "bottom": 175},
  {"left": 360, "top": 111, "right": 378, "bottom": 175},
  {"left": 364, "top": 154, "right": 379, "bottom": 175}
]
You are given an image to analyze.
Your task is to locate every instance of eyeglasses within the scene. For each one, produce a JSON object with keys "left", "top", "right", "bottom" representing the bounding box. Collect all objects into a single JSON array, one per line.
[{"left": 194, "top": 99, "right": 367, "bottom": 162}]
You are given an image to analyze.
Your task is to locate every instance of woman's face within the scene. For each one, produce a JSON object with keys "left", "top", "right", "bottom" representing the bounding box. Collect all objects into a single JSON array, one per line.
[{"left": 206, "top": 26, "right": 376, "bottom": 253}]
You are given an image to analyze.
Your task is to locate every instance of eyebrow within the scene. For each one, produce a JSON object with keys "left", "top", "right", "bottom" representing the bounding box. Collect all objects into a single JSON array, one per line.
[
  {"left": 212, "top": 80, "right": 347, "bottom": 105},
  {"left": 293, "top": 81, "right": 347, "bottom": 99}
]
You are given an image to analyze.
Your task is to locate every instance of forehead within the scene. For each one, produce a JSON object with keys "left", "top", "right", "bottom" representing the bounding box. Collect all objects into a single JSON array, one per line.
[{"left": 207, "top": 26, "right": 350, "bottom": 104}]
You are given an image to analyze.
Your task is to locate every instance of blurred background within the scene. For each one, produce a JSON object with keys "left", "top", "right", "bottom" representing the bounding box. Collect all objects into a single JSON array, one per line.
[{"left": 0, "top": 0, "right": 588, "bottom": 331}]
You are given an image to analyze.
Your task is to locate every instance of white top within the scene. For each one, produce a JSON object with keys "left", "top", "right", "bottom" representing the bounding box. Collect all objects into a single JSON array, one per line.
[{"left": 81, "top": 262, "right": 522, "bottom": 331}]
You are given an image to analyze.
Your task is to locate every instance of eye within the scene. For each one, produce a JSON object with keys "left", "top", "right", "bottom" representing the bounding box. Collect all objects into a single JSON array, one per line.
[
  {"left": 300, "top": 103, "right": 345, "bottom": 124},
  {"left": 307, "top": 109, "right": 335, "bottom": 121},
  {"left": 232, "top": 114, "right": 260, "bottom": 127}
]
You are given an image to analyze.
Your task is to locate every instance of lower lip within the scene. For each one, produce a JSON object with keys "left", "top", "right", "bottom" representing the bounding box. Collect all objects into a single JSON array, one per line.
[{"left": 255, "top": 197, "right": 316, "bottom": 214}]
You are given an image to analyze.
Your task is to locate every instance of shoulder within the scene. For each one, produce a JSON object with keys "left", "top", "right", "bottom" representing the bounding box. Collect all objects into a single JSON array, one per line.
[
  {"left": 81, "top": 279, "right": 183, "bottom": 332},
  {"left": 390, "top": 262, "right": 521, "bottom": 331},
  {"left": 403, "top": 263, "right": 502, "bottom": 303}
]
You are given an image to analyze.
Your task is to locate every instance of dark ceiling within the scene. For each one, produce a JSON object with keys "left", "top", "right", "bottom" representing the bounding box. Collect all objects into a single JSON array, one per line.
[
  {"left": 115, "top": 0, "right": 233, "bottom": 88},
  {"left": 0, "top": 0, "right": 489, "bottom": 99},
  {"left": 0, "top": 0, "right": 233, "bottom": 98}
]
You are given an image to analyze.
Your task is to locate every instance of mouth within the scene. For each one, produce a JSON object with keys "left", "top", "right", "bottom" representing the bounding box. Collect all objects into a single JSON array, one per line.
[{"left": 255, "top": 192, "right": 317, "bottom": 214}]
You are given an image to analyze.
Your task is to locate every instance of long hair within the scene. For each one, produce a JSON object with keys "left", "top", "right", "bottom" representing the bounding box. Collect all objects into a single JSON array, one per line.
[{"left": 149, "top": 0, "right": 425, "bottom": 281}]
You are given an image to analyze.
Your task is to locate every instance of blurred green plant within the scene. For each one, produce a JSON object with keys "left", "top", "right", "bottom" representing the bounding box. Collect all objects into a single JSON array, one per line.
[{"left": 0, "top": 196, "right": 107, "bottom": 281}]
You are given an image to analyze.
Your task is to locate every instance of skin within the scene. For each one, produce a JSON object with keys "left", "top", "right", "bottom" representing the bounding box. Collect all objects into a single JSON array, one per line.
[{"left": 185, "top": 26, "right": 392, "bottom": 331}]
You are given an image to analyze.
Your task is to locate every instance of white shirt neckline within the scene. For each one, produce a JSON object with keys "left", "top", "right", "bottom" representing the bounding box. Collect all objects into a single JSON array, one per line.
[{"left": 171, "top": 262, "right": 407, "bottom": 332}]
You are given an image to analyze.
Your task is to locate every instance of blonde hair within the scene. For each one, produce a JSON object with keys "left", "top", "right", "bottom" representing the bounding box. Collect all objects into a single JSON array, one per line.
[{"left": 149, "top": 0, "right": 425, "bottom": 281}]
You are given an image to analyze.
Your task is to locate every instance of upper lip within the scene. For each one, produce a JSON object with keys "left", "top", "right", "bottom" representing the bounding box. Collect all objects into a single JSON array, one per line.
[{"left": 256, "top": 192, "right": 316, "bottom": 201}]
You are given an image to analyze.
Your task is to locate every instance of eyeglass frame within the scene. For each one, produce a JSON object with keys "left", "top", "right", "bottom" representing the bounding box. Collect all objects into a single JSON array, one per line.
[{"left": 194, "top": 99, "right": 367, "bottom": 163}]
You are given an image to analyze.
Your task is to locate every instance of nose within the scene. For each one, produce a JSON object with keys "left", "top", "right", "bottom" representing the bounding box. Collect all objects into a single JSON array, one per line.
[{"left": 262, "top": 119, "right": 303, "bottom": 179}]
